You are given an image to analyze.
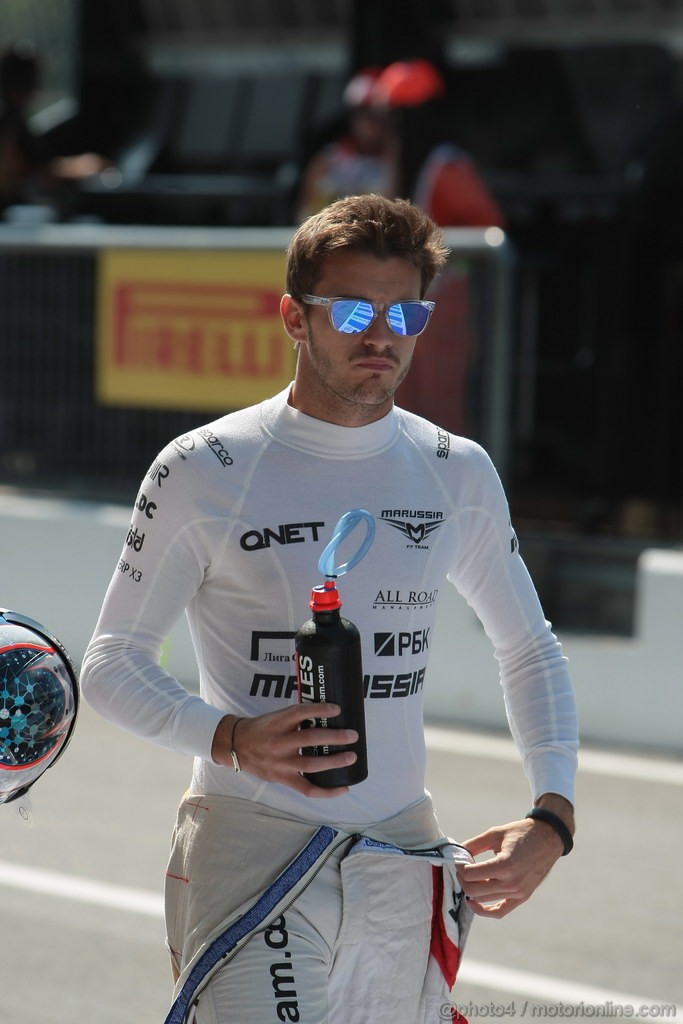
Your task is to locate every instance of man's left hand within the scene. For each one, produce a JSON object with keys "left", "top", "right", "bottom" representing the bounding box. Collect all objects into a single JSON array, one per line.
[{"left": 456, "top": 794, "right": 574, "bottom": 918}]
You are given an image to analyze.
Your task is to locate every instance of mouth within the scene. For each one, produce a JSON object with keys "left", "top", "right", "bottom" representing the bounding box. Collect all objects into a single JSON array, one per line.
[{"left": 353, "top": 358, "right": 398, "bottom": 372}]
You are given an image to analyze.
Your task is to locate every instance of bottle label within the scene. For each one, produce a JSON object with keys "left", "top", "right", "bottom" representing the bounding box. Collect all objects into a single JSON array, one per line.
[{"left": 296, "top": 652, "right": 330, "bottom": 756}]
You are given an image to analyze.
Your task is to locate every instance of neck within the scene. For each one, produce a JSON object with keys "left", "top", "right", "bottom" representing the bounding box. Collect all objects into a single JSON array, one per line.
[
  {"left": 289, "top": 350, "right": 400, "bottom": 426},
  {"left": 289, "top": 378, "right": 394, "bottom": 427}
]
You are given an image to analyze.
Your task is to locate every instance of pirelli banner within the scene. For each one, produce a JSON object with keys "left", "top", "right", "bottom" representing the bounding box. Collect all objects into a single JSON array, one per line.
[
  {"left": 91, "top": 227, "right": 511, "bottom": 476},
  {"left": 96, "top": 247, "right": 296, "bottom": 411}
]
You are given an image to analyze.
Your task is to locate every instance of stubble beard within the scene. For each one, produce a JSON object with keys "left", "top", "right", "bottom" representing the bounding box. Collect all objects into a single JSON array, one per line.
[{"left": 305, "top": 324, "right": 412, "bottom": 414}]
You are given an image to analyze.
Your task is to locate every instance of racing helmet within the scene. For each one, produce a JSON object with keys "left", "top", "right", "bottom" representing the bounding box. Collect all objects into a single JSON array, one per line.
[{"left": 0, "top": 609, "right": 78, "bottom": 805}]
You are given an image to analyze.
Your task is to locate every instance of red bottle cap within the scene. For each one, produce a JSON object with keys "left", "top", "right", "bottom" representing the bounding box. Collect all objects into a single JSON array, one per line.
[{"left": 310, "top": 579, "right": 342, "bottom": 612}]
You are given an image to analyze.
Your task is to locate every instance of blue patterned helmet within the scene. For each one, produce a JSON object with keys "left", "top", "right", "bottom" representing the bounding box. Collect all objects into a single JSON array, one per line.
[{"left": 0, "top": 610, "right": 78, "bottom": 805}]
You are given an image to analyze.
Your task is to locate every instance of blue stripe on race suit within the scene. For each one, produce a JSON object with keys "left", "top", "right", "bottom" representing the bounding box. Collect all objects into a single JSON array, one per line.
[
  {"left": 164, "top": 825, "right": 340, "bottom": 1024},
  {"left": 165, "top": 827, "right": 468, "bottom": 1024}
]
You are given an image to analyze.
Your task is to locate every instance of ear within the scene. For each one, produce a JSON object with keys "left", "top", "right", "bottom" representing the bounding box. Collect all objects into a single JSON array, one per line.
[{"left": 280, "top": 294, "right": 308, "bottom": 347}]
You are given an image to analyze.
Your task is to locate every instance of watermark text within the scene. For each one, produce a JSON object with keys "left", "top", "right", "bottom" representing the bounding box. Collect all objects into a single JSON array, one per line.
[{"left": 440, "top": 1001, "right": 678, "bottom": 1020}]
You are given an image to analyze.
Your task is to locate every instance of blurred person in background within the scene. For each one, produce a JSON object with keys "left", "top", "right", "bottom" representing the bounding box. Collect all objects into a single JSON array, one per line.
[
  {"left": 296, "top": 59, "right": 504, "bottom": 231},
  {"left": 0, "top": 41, "right": 108, "bottom": 215},
  {"left": 296, "top": 66, "right": 399, "bottom": 219},
  {"left": 373, "top": 58, "right": 505, "bottom": 229}
]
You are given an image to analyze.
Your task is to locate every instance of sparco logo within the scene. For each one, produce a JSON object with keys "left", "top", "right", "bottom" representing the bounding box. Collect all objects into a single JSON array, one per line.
[
  {"left": 198, "top": 428, "right": 233, "bottom": 467},
  {"left": 380, "top": 509, "right": 444, "bottom": 548},
  {"left": 436, "top": 427, "right": 451, "bottom": 459},
  {"left": 240, "top": 521, "right": 325, "bottom": 551}
]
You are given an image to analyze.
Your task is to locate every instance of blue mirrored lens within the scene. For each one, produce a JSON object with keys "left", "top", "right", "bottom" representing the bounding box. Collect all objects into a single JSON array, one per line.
[
  {"left": 388, "top": 303, "right": 431, "bottom": 336},
  {"left": 329, "top": 300, "right": 375, "bottom": 334},
  {"left": 328, "top": 299, "right": 431, "bottom": 336}
]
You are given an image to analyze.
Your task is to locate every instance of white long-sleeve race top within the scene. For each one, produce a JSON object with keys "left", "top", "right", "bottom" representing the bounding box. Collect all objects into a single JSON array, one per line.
[{"left": 81, "top": 388, "right": 578, "bottom": 824}]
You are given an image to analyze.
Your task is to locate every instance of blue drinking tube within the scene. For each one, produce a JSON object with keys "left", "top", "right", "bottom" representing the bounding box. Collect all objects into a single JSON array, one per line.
[{"left": 317, "top": 509, "right": 376, "bottom": 579}]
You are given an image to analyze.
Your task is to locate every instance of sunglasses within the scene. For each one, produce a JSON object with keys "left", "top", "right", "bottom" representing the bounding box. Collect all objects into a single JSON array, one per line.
[{"left": 300, "top": 294, "right": 435, "bottom": 337}]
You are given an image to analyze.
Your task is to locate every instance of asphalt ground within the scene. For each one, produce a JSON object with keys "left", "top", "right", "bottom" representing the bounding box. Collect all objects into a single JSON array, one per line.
[{"left": 0, "top": 703, "right": 681, "bottom": 1023}]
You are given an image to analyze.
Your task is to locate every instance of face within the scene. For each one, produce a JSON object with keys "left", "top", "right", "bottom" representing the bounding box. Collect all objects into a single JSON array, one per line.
[
  {"left": 282, "top": 250, "right": 422, "bottom": 426},
  {"left": 349, "top": 107, "right": 393, "bottom": 155}
]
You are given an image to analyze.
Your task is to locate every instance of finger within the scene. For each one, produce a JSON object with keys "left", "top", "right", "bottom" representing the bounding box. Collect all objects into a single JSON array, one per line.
[
  {"left": 460, "top": 829, "right": 502, "bottom": 857},
  {"left": 467, "top": 898, "right": 505, "bottom": 917},
  {"left": 467, "top": 897, "right": 523, "bottom": 919},
  {"left": 298, "top": 727, "right": 359, "bottom": 748},
  {"left": 460, "top": 878, "right": 521, "bottom": 903},
  {"left": 457, "top": 855, "right": 507, "bottom": 882},
  {"left": 274, "top": 759, "right": 353, "bottom": 798},
  {"left": 298, "top": 750, "right": 357, "bottom": 775},
  {"left": 285, "top": 702, "right": 344, "bottom": 724}
]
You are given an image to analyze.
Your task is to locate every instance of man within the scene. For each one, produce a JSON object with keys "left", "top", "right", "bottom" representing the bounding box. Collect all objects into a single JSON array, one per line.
[{"left": 81, "top": 194, "right": 577, "bottom": 1024}]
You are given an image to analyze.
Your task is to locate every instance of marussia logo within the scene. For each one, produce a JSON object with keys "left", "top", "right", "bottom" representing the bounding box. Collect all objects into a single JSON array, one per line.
[
  {"left": 384, "top": 520, "right": 443, "bottom": 544},
  {"left": 380, "top": 510, "right": 444, "bottom": 547}
]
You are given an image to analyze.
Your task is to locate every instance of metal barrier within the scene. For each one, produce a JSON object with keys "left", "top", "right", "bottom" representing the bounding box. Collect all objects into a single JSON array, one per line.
[{"left": 0, "top": 224, "right": 514, "bottom": 503}]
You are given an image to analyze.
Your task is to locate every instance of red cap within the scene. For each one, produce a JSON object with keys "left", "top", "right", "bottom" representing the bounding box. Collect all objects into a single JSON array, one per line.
[
  {"left": 373, "top": 59, "right": 446, "bottom": 108},
  {"left": 310, "top": 580, "right": 342, "bottom": 612}
]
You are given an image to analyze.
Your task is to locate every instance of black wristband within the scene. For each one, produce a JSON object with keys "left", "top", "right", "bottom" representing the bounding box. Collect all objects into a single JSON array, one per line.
[{"left": 525, "top": 807, "right": 574, "bottom": 856}]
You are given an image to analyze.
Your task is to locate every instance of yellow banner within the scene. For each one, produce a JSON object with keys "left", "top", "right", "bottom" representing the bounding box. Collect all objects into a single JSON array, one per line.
[{"left": 96, "top": 249, "right": 295, "bottom": 410}]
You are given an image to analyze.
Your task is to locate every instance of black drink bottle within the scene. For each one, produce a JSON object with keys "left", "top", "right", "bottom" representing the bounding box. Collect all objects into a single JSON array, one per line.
[{"left": 295, "top": 579, "right": 368, "bottom": 788}]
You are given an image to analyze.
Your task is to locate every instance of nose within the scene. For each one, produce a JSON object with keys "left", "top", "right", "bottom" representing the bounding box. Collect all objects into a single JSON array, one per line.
[{"left": 362, "top": 310, "right": 395, "bottom": 347}]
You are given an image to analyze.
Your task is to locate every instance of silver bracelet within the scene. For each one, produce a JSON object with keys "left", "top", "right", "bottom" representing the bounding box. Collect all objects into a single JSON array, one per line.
[{"left": 229, "top": 716, "right": 243, "bottom": 773}]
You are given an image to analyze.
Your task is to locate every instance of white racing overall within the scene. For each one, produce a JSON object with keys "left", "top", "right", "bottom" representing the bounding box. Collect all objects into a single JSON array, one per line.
[
  {"left": 81, "top": 388, "right": 579, "bottom": 1022},
  {"left": 165, "top": 794, "right": 473, "bottom": 1024}
]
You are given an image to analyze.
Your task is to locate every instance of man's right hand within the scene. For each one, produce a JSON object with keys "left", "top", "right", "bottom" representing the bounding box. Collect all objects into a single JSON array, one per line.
[{"left": 211, "top": 704, "right": 358, "bottom": 797}]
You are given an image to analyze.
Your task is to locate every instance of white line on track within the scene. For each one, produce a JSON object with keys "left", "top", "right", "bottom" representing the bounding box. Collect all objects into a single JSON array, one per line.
[
  {"left": 0, "top": 858, "right": 163, "bottom": 917},
  {"left": 424, "top": 725, "right": 683, "bottom": 786},
  {"left": 457, "top": 960, "right": 682, "bottom": 1019},
  {"left": 0, "top": 858, "right": 678, "bottom": 1019}
]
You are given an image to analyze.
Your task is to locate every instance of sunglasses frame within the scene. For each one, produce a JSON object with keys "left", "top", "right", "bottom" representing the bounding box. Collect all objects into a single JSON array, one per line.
[{"left": 300, "top": 294, "right": 436, "bottom": 337}]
